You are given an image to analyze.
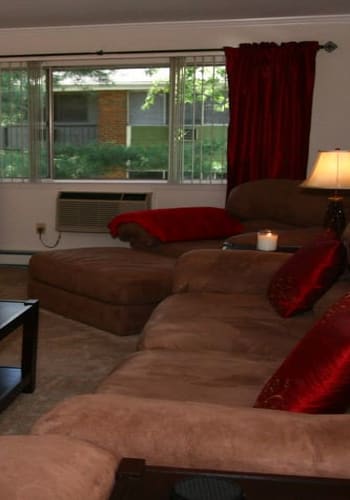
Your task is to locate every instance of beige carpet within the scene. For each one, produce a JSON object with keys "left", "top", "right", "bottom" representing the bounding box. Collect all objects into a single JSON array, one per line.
[{"left": 0, "top": 266, "right": 138, "bottom": 435}]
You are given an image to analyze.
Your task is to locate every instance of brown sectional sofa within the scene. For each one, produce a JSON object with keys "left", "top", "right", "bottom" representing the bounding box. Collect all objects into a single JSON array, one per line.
[
  {"left": 15, "top": 245, "right": 348, "bottom": 499},
  {"left": 117, "top": 178, "right": 350, "bottom": 256},
  {"left": 2, "top": 179, "right": 347, "bottom": 497},
  {"left": 0, "top": 435, "right": 117, "bottom": 500},
  {"left": 28, "top": 178, "right": 350, "bottom": 336}
]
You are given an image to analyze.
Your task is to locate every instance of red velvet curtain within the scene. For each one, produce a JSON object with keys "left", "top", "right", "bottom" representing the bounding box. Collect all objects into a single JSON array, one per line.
[{"left": 224, "top": 42, "right": 319, "bottom": 197}]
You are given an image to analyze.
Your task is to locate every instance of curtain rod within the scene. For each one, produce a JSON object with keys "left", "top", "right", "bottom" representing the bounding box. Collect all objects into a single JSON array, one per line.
[{"left": 0, "top": 41, "right": 337, "bottom": 60}]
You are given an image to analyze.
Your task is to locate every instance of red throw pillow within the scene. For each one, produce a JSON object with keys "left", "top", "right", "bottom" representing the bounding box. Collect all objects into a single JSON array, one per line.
[
  {"left": 254, "top": 292, "right": 350, "bottom": 413},
  {"left": 268, "top": 239, "right": 346, "bottom": 318},
  {"left": 108, "top": 207, "right": 244, "bottom": 242}
]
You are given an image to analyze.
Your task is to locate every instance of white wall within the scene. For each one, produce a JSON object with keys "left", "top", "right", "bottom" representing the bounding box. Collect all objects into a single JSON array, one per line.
[{"left": 0, "top": 15, "right": 350, "bottom": 262}]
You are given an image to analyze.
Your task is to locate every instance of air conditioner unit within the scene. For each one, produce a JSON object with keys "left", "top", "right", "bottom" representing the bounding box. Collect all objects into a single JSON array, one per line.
[{"left": 56, "top": 191, "right": 152, "bottom": 233}]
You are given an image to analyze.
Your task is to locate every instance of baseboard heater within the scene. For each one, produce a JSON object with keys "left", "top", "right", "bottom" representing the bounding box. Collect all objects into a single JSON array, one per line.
[
  {"left": 56, "top": 191, "right": 152, "bottom": 233},
  {"left": 0, "top": 250, "right": 34, "bottom": 266}
]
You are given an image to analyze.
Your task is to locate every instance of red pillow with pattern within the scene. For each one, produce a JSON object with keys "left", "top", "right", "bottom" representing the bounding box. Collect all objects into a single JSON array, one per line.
[
  {"left": 268, "top": 238, "right": 346, "bottom": 318},
  {"left": 254, "top": 292, "right": 350, "bottom": 413}
]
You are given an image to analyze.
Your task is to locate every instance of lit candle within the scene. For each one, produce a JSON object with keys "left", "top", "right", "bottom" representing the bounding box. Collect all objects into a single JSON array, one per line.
[{"left": 257, "top": 229, "right": 278, "bottom": 251}]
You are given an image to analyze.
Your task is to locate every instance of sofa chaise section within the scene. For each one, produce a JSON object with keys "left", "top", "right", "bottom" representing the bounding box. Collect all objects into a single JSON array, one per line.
[{"left": 28, "top": 247, "right": 175, "bottom": 335}]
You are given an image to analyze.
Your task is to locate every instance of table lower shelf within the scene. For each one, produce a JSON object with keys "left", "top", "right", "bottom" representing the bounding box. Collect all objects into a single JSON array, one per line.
[{"left": 0, "top": 366, "right": 26, "bottom": 411}]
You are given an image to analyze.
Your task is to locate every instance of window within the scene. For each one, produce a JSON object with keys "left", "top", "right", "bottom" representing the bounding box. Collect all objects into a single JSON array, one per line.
[
  {"left": 54, "top": 93, "right": 89, "bottom": 122},
  {"left": 0, "top": 55, "right": 228, "bottom": 183},
  {"left": 170, "top": 56, "right": 229, "bottom": 182},
  {"left": 129, "top": 91, "right": 168, "bottom": 126},
  {"left": 0, "top": 62, "right": 47, "bottom": 180},
  {"left": 51, "top": 66, "right": 171, "bottom": 180}
]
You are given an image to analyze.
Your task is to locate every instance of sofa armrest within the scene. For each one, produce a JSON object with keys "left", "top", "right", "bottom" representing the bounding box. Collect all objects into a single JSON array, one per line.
[
  {"left": 173, "top": 249, "right": 291, "bottom": 295},
  {"left": 32, "top": 393, "right": 350, "bottom": 480},
  {"left": 117, "top": 222, "right": 161, "bottom": 249}
]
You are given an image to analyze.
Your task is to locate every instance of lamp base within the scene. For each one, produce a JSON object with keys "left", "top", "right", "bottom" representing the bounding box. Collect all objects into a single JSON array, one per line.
[{"left": 323, "top": 195, "right": 346, "bottom": 237}]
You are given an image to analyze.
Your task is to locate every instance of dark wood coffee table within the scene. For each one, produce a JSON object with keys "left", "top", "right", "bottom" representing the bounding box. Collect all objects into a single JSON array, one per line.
[
  {"left": 110, "top": 457, "right": 350, "bottom": 500},
  {"left": 0, "top": 299, "right": 39, "bottom": 411}
]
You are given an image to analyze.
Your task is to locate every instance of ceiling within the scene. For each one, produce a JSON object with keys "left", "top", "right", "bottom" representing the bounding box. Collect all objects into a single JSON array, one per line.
[{"left": 3, "top": 0, "right": 350, "bottom": 29}]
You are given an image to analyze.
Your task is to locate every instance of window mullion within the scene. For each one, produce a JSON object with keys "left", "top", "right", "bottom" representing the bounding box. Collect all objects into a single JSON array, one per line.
[
  {"left": 46, "top": 68, "right": 55, "bottom": 178},
  {"left": 168, "top": 57, "right": 185, "bottom": 183},
  {"left": 27, "top": 62, "right": 45, "bottom": 181}
]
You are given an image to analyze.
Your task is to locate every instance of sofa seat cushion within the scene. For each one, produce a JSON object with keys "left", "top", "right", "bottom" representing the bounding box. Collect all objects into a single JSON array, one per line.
[
  {"left": 131, "top": 238, "right": 226, "bottom": 258},
  {"left": 0, "top": 434, "right": 116, "bottom": 500},
  {"left": 32, "top": 393, "right": 350, "bottom": 479},
  {"left": 140, "top": 292, "right": 314, "bottom": 360},
  {"left": 96, "top": 349, "right": 279, "bottom": 407},
  {"left": 29, "top": 247, "right": 175, "bottom": 305}
]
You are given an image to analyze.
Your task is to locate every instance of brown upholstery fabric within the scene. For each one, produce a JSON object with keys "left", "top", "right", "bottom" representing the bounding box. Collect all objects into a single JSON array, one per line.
[
  {"left": 117, "top": 222, "right": 161, "bottom": 248},
  {"left": 28, "top": 279, "right": 159, "bottom": 336},
  {"left": 226, "top": 179, "right": 350, "bottom": 227},
  {"left": 138, "top": 249, "right": 335, "bottom": 355},
  {"left": 32, "top": 393, "right": 350, "bottom": 479},
  {"left": 0, "top": 434, "right": 116, "bottom": 500},
  {"left": 28, "top": 247, "right": 175, "bottom": 335},
  {"left": 139, "top": 291, "right": 313, "bottom": 358},
  {"left": 312, "top": 272, "right": 350, "bottom": 319},
  {"left": 172, "top": 249, "right": 291, "bottom": 295},
  {"left": 29, "top": 247, "right": 174, "bottom": 305},
  {"left": 133, "top": 238, "right": 225, "bottom": 257},
  {"left": 96, "top": 349, "right": 279, "bottom": 407}
]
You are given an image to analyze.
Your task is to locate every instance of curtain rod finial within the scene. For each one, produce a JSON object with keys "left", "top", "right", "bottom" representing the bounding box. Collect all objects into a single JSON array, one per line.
[{"left": 322, "top": 41, "right": 338, "bottom": 52}]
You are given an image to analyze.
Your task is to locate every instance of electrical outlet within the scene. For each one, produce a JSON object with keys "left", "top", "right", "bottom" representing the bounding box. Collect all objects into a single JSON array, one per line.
[{"left": 36, "top": 223, "right": 46, "bottom": 235}]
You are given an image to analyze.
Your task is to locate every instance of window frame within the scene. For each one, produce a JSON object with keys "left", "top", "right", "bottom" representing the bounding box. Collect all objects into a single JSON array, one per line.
[{"left": 0, "top": 54, "right": 228, "bottom": 184}]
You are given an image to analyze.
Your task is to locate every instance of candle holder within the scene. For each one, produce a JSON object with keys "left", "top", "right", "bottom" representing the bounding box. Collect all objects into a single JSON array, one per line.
[{"left": 257, "top": 229, "right": 278, "bottom": 251}]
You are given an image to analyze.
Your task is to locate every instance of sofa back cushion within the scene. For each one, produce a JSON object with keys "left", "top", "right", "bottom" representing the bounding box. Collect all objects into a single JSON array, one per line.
[
  {"left": 254, "top": 292, "right": 350, "bottom": 413},
  {"left": 226, "top": 179, "right": 350, "bottom": 227},
  {"left": 268, "top": 238, "right": 346, "bottom": 318}
]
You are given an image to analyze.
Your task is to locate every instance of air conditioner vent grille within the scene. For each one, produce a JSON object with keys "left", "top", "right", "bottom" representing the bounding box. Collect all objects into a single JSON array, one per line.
[{"left": 56, "top": 192, "right": 152, "bottom": 233}]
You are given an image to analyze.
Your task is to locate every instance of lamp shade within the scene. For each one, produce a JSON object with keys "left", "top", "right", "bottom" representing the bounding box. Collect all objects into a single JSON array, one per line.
[{"left": 301, "top": 150, "right": 350, "bottom": 190}]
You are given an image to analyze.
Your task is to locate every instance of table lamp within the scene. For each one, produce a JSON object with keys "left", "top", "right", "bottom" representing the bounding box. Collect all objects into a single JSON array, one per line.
[{"left": 301, "top": 149, "right": 350, "bottom": 236}]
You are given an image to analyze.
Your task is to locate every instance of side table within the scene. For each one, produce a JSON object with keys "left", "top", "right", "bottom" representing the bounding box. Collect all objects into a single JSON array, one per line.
[
  {"left": 110, "top": 457, "right": 350, "bottom": 500},
  {"left": 0, "top": 299, "right": 39, "bottom": 411}
]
